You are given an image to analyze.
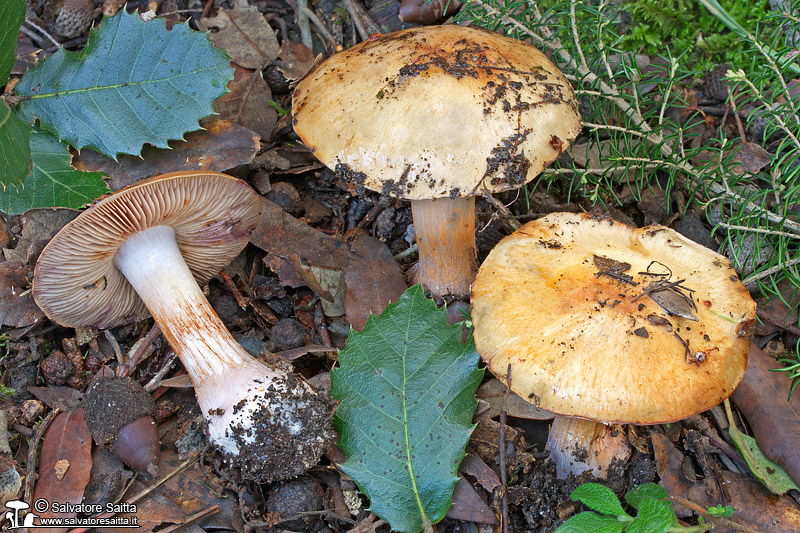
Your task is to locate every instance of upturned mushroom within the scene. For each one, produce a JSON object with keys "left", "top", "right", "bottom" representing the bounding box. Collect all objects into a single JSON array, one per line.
[
  {"left": 470, "top": 212, "right": 756, "bottom": 478},
  {"left": 33, "top": 171, "right": 335, "bottom": 482},
  {"left": 292, "top": 25, "right": 581, "bottom": 299}
]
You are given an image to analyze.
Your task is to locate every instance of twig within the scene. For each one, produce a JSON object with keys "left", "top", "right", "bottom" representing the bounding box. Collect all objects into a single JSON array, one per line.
[
  {"left": 499, "top": 364, "right": 511, "bottom": 533},
  {"left": 247, "top": 509, "right": 360, "bottom": 528},
  {"left": 670, "top": 495, "right": 761, "bottom": 533},
  {"left": 296, "top": 0, "right": 314, "bottom": 50},
  {"left": 200, "top": 0, "right": 214, "bottom": 19},
  {"left": 67, "top": 452, "right": 201, "bottom": 533},
  {"left": 314, "top": 304, "right": 333, "bottom": 348},
  {"left": 143, "top": 350, "right": 178, "bottom": 392},
  {"left": 219, "top": 270, "right": 250, "bottom": 309},
  {"left": 118, "top": 324, "right": 161, "bottom": 378},
  {"left": 300, "top": 7, "right": 338, "bottom": 51},
  {"left": 394, "top": 243, "right": 418, "bottom": 261},
  {"left": 742, "top": 256, "right": 800, "bottom": 285},
  {"left": 158, "top": 505, "right": 219, "bottom": 533},
  {"left": 104, "top": 329, "right": 124, "bottom": 366},
  {"left": 23, "top": 19, "right": 61, "bottom": 49},
  {"left": 341, "top": 0, "right": 380, "bottom": 40},
  {"left": 25, "top": 408, "right": 61, "bottom": 504}
]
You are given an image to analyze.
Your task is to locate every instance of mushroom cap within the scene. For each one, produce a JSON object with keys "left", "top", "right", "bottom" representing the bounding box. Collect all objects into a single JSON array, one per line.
[
  {"left": 470, "top": 212, "right": 756, "bottom": 425},
  {"left": 292, "top": 25, "right": 581, "bottom": 200},
  {"left": 33, "top": 171, "right": 262, "bottom": 329}
]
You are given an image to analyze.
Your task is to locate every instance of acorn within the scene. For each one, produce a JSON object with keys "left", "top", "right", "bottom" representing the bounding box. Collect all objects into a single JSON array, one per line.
[{"left": 83, "top": 376, "right": 160, "bottom": 474}]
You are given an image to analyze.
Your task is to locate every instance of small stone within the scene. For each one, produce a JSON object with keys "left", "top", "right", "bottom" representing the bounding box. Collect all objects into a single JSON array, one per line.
[{"left": 271, "top": 318, "right": 307, "bottom": 351}]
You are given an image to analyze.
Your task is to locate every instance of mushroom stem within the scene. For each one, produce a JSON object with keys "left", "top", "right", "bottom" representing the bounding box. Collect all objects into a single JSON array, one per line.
[
  {"left": 114, "top": 225, "right": 251, "bottom": 383},
  {"left": 545, "top": 416, "right": 631, "bottom": 479},
  {"left": 411, "top": 197, "right": 477, "bottom": 299},
  {"left": 113, "top": 225, "right": 333, "bottom": 481}
]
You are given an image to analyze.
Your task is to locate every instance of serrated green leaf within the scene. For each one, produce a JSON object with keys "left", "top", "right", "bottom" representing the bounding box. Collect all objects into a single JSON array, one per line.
[
  {"left": 15, "top": 10, "right": 233, "bottom": 158},
  {"left": 0, "top": 129, "right": 108, "bottom": 214},
  {"left": 725, "top": 399, "right": 800, "bottom": 494},
  {"left": 0, "top": 101, "right": 32, "bottom": 188},
  {"left": 330, "top": 284, "right": 482, "bottom": 533},
  {"left": 625, "top": 483, "right": 678, "bottom": 526},
  {"left": 0, "top": 0, "right": 25, "bottom": 86},
  {"left": 555, "top": 512, "right": 626, "bottom": 533},
  {"left": 626, "top": 497, "right": 673, "bottom": 533},
  {"left": 624, "top": 483, "right": 670, "bottom": 510},
  {"left": 570, "top": 483, "right": 628, "bottom": 518}
]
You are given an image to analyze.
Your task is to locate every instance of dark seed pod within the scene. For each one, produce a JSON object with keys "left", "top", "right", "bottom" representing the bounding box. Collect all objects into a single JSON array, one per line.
[
  {"left": 266, "top": 475, "right": 324, "bottom": 531},
  {"left": 84, "top": 377, "right": 159, "bottom": 472}
]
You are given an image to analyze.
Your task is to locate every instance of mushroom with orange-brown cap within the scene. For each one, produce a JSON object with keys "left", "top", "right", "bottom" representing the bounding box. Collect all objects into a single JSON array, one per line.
[
  {"left": 292, "top": 24, "right": 581, "bottom": 299},
  {"left": 470, "top": 212, "right": 756, "bottom": 478},
  {"left": 33, "top": 171, "right": 335, "bottom": 483}
]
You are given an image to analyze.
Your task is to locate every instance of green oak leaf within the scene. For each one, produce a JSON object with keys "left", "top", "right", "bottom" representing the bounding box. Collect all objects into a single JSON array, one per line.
[
  {"left": 15, "top": 9, "right": 233, "bottom": 159},
  {"left": 555, "top": 512, "right": 626, "bottom": 533},
  {"left": 0, "top": 0, "right": 25, "bottom": 86},
  {"left": 0, "top": 129, "right": 108, "bottom": 214},
  {"left": 0, "top": 101, "right": 32, "bottom": 188},
  {"left": 330, "top": 284, "right": 482, "bottom": 533}
]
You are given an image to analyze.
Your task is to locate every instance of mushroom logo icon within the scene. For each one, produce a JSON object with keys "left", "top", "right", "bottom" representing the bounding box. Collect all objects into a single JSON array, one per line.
[{"left": 4, "top": 500, "right": 37, "bottom": 529}]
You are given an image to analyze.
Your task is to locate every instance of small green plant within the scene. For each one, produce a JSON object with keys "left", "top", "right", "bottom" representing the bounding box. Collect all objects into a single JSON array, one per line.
[
  {"left": 0, "top": 384, "right": 14, "bottom": 402},
  {"left": 772, "top": 343, "right": 800, "bottom": 399},
  {"left": 556, "top": 482, "right": 732, "bottom": 533}
]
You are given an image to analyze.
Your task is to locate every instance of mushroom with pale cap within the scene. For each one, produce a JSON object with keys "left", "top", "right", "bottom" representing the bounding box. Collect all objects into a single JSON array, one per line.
[
  {"left": 470, "top": 212, "right": 756, "bottom": 478},
  {"left": 292, "top": 25, "right": 581, "bottom": 299},
  {"left": 33, "top": 171, "right": 335, "bottom": 482}
]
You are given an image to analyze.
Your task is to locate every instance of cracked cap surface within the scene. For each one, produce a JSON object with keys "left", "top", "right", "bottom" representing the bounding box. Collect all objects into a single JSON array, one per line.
[
  {"left": 292, "top": 24, "right": 581, "bottom": 200},
  {"left": 470, "top": 212, "right": 756, "bottom": 424}
]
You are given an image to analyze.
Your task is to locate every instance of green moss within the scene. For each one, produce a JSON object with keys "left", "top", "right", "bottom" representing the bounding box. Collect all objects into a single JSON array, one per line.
[{"left": 619, "top": 0, "right": 773, "bottom": 70}]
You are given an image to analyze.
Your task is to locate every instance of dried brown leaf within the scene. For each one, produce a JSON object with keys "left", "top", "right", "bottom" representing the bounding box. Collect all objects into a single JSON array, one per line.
[
  {"left": 733, "top": 142, "right": 771, "bottom": 174},
  {"left": 277, "top": 40, "right": 316, "bottom": 82},
  {"left": 252, "top": 198, "right": 353, "bottom": 289},
  {"left": 196, "top": 5, "right": 279, "bottom": 69},
  {"left": 460, "top": 453, "right": 501, "bottom": 492},
  {"left": 731, "top": 344, "right": 800, "bottom": 485},
  {"left": 654, "top": 428, "right": 799, "bottom": 531},
  {"left": 73, "top": 117, "right": 260, "bottom": 191},
  {"left": 0, "top": 261, "right": 42, "bottom": 327},
  {"left": 476, "top": 378, "right": 554, "bottom": 420},
  {"left": 33, "top": 408, "right": 92, "bottom": 522},
  {"left": 214, "top": 65, "right": 278, "bottom": 142},
  {"left": 3, "top": 209, "right": 78, "bottom": 263},
  {"left": 446, "top": 477, "right": 498, "bottom": 525},
  {"left": 344, "top": 234, "right": 407, "bottom": 331},
  {"left": 27, "top": 386, "right": 83, "bottom": 411}
]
